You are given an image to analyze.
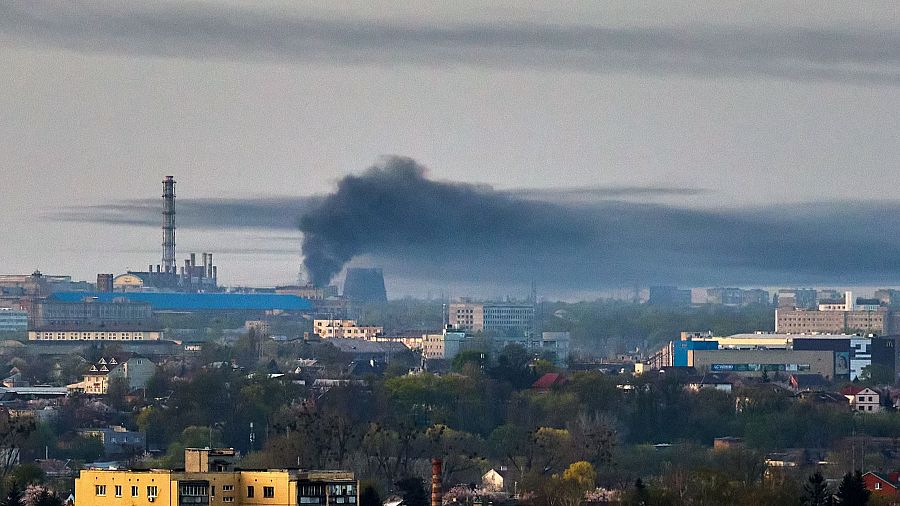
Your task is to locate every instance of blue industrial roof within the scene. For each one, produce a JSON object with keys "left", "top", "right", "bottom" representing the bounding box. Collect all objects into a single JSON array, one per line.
[{"left": 51, "top": 292, "right": 313, "bottom": 311}]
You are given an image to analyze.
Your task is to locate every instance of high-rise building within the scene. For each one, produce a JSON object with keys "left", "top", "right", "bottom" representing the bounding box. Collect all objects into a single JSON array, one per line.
[
  {"left": 648, "top": 286, "right": 692, "bottom": 306},
  {"left": 449, "top": 302, "right": 534, "bottom": 336},
  {"left": 0, "top": 308, "right": 27, "bottom": 332}
]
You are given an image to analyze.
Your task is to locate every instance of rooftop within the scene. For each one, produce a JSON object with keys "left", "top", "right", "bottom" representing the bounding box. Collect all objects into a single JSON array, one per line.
[{"left": 52, "top": 292, "right": 313, "bottom": 311}]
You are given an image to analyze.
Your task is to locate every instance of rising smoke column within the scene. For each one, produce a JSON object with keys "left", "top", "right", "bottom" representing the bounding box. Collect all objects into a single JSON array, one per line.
[
  {"left": 298, "top": 157, "right": 900, "bottom": 289},
  {"left": 298, "top": 156, "right": 596, "bottom": 286}
]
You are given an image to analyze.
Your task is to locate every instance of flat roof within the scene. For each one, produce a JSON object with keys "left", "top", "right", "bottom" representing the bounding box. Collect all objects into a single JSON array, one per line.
[{"left": 52, "top": 292, "right": 312, "bottom": 311}]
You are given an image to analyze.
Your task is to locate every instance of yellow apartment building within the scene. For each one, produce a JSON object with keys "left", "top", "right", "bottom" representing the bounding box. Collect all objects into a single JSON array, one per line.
[{"left": 74, "top": 448, "right": 358, "bottom": 506}]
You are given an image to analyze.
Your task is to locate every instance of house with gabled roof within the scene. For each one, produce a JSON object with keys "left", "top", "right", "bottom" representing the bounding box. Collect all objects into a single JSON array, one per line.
[
  {"left": 532, "top": 372, "right": 566, "bottom": 391},
  {"left": 863, "top": 471, "right": 900, "bottom": 498},
  {"left": 842, "top": 385, "right": 882, "bottom": 413},
  {"left": 67, "top": 354, "right": 156, "bottom": 395}
]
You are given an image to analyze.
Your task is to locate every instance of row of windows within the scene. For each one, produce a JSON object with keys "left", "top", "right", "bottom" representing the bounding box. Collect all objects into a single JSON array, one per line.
[
  {"left": 35, "top": 332, "right": 147, "bottom": 340},
  {"left": 96, "top": 485, "right": 156, "bottom": 498},
  {"left": 96, "top": 484, "right": 283, "bottom": 499}
]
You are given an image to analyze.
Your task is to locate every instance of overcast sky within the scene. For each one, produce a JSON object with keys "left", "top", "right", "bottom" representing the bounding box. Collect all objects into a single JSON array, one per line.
[{"left": 2, "top": 1, "right": 900, "bottom": 297}]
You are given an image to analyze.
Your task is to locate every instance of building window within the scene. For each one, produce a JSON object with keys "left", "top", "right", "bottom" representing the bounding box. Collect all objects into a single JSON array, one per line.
[
  {"left": 132, "top": 486, "right": 138, "bottom": 497},
  {"left": 115, "top": 485, "right": 122, "bottom": 497},
  {"left": 147, "top": 486, "right": 158, "bottom": 498},
  {"left": 223, "top": 485, "right": 234, "bottom": 492},
  {"left": 95, "top": 485, "right": 106, "bottom": 496},
  {"left": 211, "top": 486, "right": 215, "bottom": 497},
  {"left": 224, "top": 497, "right": 235, "bottom": 503},
  {"left": 247, "top": 485, "right": 255, "bottom": 497},
  {"left": 876, "top": 482, "right": 882, "bottom": 490},
  {"left": 264, "top": 486, "right": 274, "bottom": 498}
]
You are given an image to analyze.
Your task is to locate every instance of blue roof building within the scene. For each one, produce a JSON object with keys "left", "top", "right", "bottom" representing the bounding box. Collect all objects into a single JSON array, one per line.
[{"left": 51, "top": 292, "right": 312, "bottom": 312}]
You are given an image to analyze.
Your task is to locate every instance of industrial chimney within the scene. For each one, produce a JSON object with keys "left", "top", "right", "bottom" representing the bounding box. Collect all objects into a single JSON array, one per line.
[
  {"left": 431, "top": 458, "right": 442, "bottom": 506},
  {"left": 162, "top": 176, "right": 176, "bottom": 273}
]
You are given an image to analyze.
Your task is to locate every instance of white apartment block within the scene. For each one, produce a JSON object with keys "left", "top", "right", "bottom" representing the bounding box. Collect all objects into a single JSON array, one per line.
[
  {"left": 449, "top": 302, "right": 534, "bottom": 335},
  {"left": 313, "top": 319, "right": 383, "bottom": 339}
]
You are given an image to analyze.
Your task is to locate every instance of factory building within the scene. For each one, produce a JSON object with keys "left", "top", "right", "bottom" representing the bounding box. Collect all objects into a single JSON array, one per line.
[
  {"left": 111, "top": 177, "right": 219, "bottom": 292},
  {"left": 276, "top": 284, "right": 339, "bottom": 300},
  {"left": 28, "top": 297, "right": 162, "bottom": 342},
  {"left": 50, "top": 292, "right": 313, "bottom": 313},
  {"left": 651, "top": 331, "right": 899, "bottom": 382},
  {"left": 117, "top": 251, "right": 218, "bottom": 292},
  {"left": 30, "top": 298, "right": 153, "bottom": 329},
  {"left": 691, "top": 349, "right": 835, "bottom": 379}
]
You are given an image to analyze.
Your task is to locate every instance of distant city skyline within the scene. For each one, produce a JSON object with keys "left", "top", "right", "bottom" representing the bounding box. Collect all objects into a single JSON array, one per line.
[{"left": 3, "top": 2, "right": 900, "bottom": 296}]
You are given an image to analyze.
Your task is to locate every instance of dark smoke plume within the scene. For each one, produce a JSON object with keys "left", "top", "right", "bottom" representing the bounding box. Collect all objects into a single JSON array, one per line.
[
  {"left": 299, "top": 157, "right": 900, "bottom": 288},
  {"left": 298, "top": 157, "right": 598, "bottom": 286},
  {"left": 47, "top": 157, "right": 900, "bottom": 290}
]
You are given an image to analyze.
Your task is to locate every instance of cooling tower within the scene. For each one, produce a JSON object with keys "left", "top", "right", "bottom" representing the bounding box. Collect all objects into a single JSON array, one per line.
[{"left": 342, "top": 268, "right": 387, "bottom": 302}]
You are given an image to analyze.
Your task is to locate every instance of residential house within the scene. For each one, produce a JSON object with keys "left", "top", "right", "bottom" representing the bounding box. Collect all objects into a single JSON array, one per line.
[
  {"left": 77, "top": 426, "right": 146, "bottom": 457},
  {"left": 713, "top": 437, "right": 744, "bottom": 450},
  {"left": 482, "top": 467, "right": 514, "bottom": 493},
  {"left": 67, "top": 354, "right": 156, "bottom": 395},
  {"left": 532, "top": 373, "right": 566, "bottom": 391},
  {"left": 789, "top": 374, "right": 831, "bottom": 392},
  {"left": 863, "top": 471, "right": 900, "bottom": 498},
  {"left": 842, "top": 386, "right": 882, "bottom": 413},
  {"left": 685, "top": 374, "right": 734, "bottom": 393}
]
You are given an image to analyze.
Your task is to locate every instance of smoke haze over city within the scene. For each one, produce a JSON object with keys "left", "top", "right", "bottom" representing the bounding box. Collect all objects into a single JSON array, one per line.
[
  {"left": 3, "top": 1, "right": 900, "bottom": 295},
  {"left": 48, "top": 156, "right": 900, "bottom": 294}
]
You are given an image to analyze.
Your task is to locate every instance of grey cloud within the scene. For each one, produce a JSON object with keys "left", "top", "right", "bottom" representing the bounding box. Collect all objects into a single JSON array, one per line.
[
  {"left": 511, "top": 186, "right": 711, "bottom": 202},
  {"left": 2, "top": 2, "right": 900, "bottom": 84}
]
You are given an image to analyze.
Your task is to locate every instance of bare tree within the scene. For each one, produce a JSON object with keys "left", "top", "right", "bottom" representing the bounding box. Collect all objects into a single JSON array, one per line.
[{"left": 0, "top": 408, "right": 36, "bottom": 488}]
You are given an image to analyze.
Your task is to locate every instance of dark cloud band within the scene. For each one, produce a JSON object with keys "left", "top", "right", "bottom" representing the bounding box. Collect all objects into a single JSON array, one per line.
[{"left": 2, "top": 2, "right": 899, "bottom": 85}]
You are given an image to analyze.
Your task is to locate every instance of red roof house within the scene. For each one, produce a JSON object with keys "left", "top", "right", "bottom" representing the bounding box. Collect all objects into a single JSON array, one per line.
[
  {"left": 532, "top": 372, "right": 566, "bottom": 390},
  {"left": 864, "top": 471, "right": 900, "bottom": 498}
]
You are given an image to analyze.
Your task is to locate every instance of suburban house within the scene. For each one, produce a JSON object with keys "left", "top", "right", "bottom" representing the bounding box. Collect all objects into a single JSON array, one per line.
[
  {"left": 685, "top": 374, "right": 733, "bottom": 393},
  {"left": 67, "top": 354, "right": 156, "bottom": 395},
  {"left": 841, "top": 386, "right": 882, "bottom": 413},
  {"left": 863, "top": 471, "right": 900, "bottom": 498},
  {"left": 482, "top": 467, "right": 514, "bottom": 493},
  {"left": 532, "top": 373, "right": 566, "bottom": 391},
  {"left": 788, "top": 373, "right": 830, "bottom": 392},
  {"left": 77, "top": 426, "right": 146, "bottom": 457}
]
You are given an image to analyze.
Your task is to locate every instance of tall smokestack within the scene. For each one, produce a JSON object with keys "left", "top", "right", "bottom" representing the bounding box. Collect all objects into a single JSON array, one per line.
[
  {"left": 431, "top": 458, "right": 442, "bottom": 506},
  {"left": 207, "top": 253, "right": 213, "bottom": 278},
  {"left": 162, "top": 176, "right": 176, "bottom": 273}
]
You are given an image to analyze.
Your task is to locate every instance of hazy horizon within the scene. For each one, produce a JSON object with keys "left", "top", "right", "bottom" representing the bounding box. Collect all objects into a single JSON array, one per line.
[{"left": 4, "top": 2, "right": 900, "bottom": 297}]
